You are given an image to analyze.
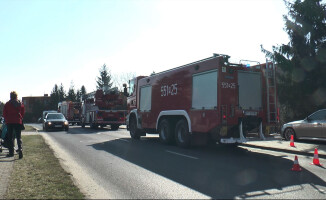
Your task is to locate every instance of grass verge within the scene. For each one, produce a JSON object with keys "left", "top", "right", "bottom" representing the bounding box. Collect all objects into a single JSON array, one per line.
[
  {"left": 5, "top": 135, "right": 85, "bottom": 199},
  {"left": 22, "top": 125, "right": 36, "bottom": 132},
  {"left": 0, "top": 124, "right": 35, "bottom": 132}
]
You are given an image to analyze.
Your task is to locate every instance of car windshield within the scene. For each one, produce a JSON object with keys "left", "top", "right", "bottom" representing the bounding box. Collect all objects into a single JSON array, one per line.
[{"left": 46, "top": 114, "right": 65, "bottom": 120}]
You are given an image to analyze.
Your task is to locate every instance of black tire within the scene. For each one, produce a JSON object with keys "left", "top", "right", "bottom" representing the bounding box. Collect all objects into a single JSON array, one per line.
[
  {"left": 129, "top": 116, "right": 140, "bottom": 139},
  {"left": 90, "top": 123, "right": 97, "bottom": 129},
  {"left": 89, "top": 116, "right": 96, "bottom": 129},
  {"left": 175, "top": 119, "right": 191, "bottom": 148},
  {"left": 283, "top": 128, "right": 296, "bottom": 141},
  {"left": 90, "top": 117, "right": 97, "bottom": 129},
  {"left": 158, "top": 119, "right": 174, "bottom": 144},
  {"left": 111, "top": 124, "right": 119, "bottom": 131}
]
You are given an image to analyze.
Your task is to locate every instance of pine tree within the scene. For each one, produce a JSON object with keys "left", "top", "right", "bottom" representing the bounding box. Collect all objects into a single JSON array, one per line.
[
  {"left": 50, "top": 84, "right": 60, "bottom": 110},
  {"left": 262, "top": 0, "right": 326, "bottom": 121},
  {"left": 58, "top": 83, "right": 66, "bottom": 102},
  {"left": 79, "top": 85, "right": 87, "bottom": 101},
  {"left": 96, "top": 64, "right": 113, "bottom": 90},
  {"left": 76, "top": 90, "right": 81, "bottom": 102},
  {"left": 67, "top": 81, "right": 77, "bottom": 102}
]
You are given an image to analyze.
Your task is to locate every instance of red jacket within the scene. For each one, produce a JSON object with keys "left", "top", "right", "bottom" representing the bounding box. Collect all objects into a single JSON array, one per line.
[{"left": 3, "top": 100, "right": 25, "bottom": 124}]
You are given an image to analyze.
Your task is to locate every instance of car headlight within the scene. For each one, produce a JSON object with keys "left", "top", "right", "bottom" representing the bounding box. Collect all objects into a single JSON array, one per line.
[
  {"left": 47, "top": 122, "right": 52, "bottom": 125},
  {"left": 64, "top": 121, "right": 69, "bottom": 125}
]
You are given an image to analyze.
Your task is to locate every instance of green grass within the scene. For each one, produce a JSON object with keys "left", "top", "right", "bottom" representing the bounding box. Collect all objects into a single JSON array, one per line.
[
  {"left": 5, "top": 135, "right": 85, "bottom": 199},
  {"left": 0, "top": 124, "right": 35, "bottom": 132},
  {"left": 22, "top": 124, "right": 36, "bottom": 132}
]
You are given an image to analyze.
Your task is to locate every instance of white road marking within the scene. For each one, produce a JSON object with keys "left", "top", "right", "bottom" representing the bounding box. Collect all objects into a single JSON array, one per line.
[{"left": 165, "top": 150, "right": 199, "bottom": 160}]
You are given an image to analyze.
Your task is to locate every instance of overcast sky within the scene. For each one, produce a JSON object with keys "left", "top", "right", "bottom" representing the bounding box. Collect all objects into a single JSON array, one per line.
[{"left": 0, "top": 0, "right": 289, "bottom": 102}]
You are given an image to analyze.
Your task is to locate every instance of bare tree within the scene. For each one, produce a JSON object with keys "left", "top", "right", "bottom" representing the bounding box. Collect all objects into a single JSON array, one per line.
[{"left": 112, "top": 72, "right": 136, "bottom": 91}]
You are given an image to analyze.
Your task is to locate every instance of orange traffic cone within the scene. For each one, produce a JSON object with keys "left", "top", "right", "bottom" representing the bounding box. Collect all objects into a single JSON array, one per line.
[
  {"left": 290, "top": 135, "right": 295, "bottom": 147},
  {"left": 291, "top": 155, "right": 302, "bottom": 171},
  {"left": 311, "top": 148, "right": 322, "bottom": 166}
]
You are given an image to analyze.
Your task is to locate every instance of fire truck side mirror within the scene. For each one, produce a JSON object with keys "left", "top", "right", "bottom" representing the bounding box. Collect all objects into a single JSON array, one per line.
[{"left": 123, "top": 83, "right": 128, "bottom": 97}]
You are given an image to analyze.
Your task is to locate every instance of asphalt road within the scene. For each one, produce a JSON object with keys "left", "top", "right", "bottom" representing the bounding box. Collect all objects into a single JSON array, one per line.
[{"left": 30, "top": 124, "right": 326, "bottom": 199}]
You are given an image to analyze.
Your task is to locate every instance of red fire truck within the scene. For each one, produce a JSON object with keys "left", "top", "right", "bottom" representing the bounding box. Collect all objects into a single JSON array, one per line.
[
  {"left": 58, "top": 101, "right": 82, "bottom": 125},
  {"left": 81, "top": 87, "right": 127, "bottom": 130},
  {"left": 124, "top": 54, "right": 278, "bottom": 147}
]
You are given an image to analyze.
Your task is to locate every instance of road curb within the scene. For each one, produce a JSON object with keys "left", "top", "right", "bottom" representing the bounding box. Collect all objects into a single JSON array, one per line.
[{"left": 240, "top": 143, "right": 326, "bottom": 159}]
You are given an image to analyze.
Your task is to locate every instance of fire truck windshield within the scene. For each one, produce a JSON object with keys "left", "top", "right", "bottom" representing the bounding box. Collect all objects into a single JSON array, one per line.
[{"left": 129, "top": 79, "right": 135, "bottom": 95}]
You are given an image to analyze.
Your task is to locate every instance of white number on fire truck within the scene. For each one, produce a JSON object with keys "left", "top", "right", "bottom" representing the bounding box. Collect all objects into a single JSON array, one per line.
[
  {"left": 221, "top": 82, "right": 236, "bottom": 89},
  {"left": 161, "top": 84, "right": 178, "bottom": 96}
]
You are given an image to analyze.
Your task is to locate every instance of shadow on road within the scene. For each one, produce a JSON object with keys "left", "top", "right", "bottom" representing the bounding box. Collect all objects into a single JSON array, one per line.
[
  {"left": 66, "top": 126, "right": 126, "bottom": 134},
  {"left": 89, "top": 136, "right": 326, "bottom": 199},
  {"left": 38, "top": 126, "right": 122, "bottom": 134}
]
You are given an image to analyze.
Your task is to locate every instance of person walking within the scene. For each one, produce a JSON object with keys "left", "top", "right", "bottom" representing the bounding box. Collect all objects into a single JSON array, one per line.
[{"left": 3, "top": 91, "right": 25, "bottom": 158}]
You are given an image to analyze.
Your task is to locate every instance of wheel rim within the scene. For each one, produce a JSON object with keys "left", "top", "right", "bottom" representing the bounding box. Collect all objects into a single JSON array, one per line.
[
  {"left": 160, "top": 125, "right": 167, "bottom": 140},
  {"left": 130, "top": 119, "right": 136, "bottom": 136},
  {"left": 284, "top": 129, "right": 293, "bottom": 140},
  {"left": 177, "top": 125, "right": 186, "bottom": 143}
]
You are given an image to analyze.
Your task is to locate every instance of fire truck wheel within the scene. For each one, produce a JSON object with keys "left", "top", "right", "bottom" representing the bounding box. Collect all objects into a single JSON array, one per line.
[
  {"left": 175, "top": 119, "right": 190, "bottom": 148},
  {"left": 158, "top": 119, "right": 174, "bottom": 144},
  {"left": 129, "top": 117, "right": 140, "bottom": 139},
  {"left": 111, "top": 124, "right": 119, "bottom": 130},
  {"left": 90, "top": 122, "right": 97, "bottom": 129}
]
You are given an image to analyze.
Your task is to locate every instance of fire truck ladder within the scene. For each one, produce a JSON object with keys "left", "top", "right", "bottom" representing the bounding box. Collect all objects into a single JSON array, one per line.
[{"left": 265, "top": 60, "right": 277, "bottom": 124}]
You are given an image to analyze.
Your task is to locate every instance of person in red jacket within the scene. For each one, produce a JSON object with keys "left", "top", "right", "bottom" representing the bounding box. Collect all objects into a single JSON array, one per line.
[{"left": 3, "top": 91, "right": 25, "bottom": 158}]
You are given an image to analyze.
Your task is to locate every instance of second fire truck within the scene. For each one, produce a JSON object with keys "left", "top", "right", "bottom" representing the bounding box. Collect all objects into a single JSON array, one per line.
[{"left": 81, "top": 87, "right": 127, "bottom": 130}]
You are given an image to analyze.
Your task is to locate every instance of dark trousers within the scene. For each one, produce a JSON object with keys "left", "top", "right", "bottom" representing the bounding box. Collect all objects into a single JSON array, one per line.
[{"left": 7, "top": 124, "right": 22, "bottom": 155}]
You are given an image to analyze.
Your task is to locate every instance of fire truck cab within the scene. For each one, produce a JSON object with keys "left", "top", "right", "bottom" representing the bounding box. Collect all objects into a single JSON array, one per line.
[{"left": 125, "top": 54, "right": 278, "bottom": 147}]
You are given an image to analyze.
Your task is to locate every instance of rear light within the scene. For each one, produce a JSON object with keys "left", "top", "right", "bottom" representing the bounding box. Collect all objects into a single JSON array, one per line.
[
  {"left": 97, "top": 112, "right": 104, "bottom": 120},
  {"left": 221, "top": 105, "right": 227, "bottom": 124}
]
